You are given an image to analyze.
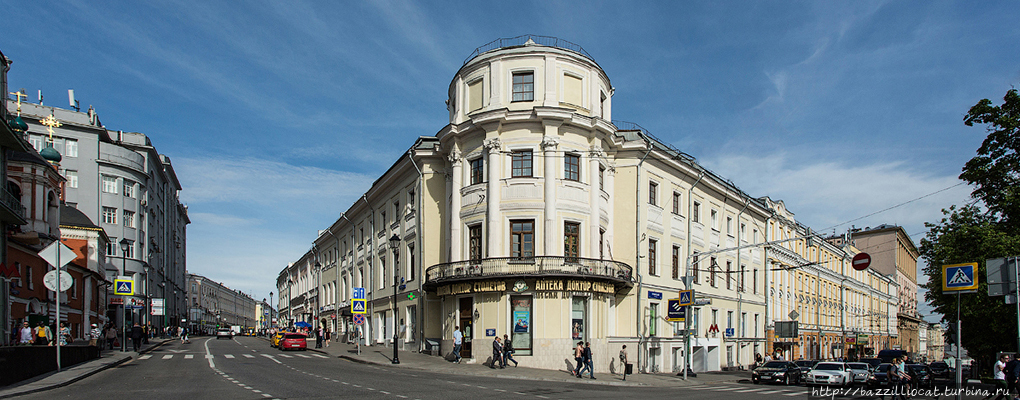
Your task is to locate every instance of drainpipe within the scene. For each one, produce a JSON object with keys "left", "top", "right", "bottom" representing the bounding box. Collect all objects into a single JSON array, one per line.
[
  {"left": 363, "top": 194, "right": 375, "bottom": 346},
  {"left": 734, "top": 198, "right": 749, "bottom": 368},
  {"left": 325, "top": 227, "right": 339, "bottom": 339},
  {"left": 683, "top": 169, "right": 705, "bottom": 378},
  {"left": 407, "top": 150, "right": 425, "bottom": 353},
  {"left": 635, "top": 134, "right": 652, "bottom": 373}
]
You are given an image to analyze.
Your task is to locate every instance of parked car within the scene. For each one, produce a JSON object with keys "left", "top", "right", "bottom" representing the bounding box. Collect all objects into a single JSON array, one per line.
[
  {"left": 860, "top": 358, "right": 883, "bottom": 370},
  {"left": 216, "top": 328, "right": 233, "bottom": 340},
  {"left": 846, "top": 362, "right": 873, "bottom": 384},
  {"left": 877, "top": 349, "right": 911, "bottom": 364},
  {"left": 279, "top": 333, "right": 307, "bottom": 351},
  {"left": 867, "top": 363, "right": 894, "bottom": 389},
  {"left": 271, "top": 331, "right": 284, "bottom": 347},
  {"left": 805, "top": 362, "right": 851, "bottom": 387},
  {"left": 752, "top": 361, "right": 803, "bottom": 385},
  {"left": 929, "top": 361, "right": 952, "bottom": 381},
  {"left": 905, "top": 364, "right": 935, "bottom": 389},
  {"left": 795, "top": 360, "right": 818, "bottom": 374}
]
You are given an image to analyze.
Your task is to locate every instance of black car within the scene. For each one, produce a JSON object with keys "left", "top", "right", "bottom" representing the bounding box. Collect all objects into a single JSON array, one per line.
[
  {"left": 868, "top": 363, "right": 894, "bottom": 389},
  {"left": 929, "top": 361, "right": 952, "bottom": 381},
  {"left": 905, "top": 364, "right": 934, "bottom": 389},
  {"left": 753, "top": 361, "right": 803, "bottom": 385},
  {"left": 860, "top": 358, "right": 883, "bottom": 370},
  {"left": 795, "top": 360, "right": 819, "bottom": 374}
]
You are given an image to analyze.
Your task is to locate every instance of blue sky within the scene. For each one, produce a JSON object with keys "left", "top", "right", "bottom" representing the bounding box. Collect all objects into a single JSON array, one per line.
[{"left": 3, "top": 0, "right": 1018, "bottom": 322}]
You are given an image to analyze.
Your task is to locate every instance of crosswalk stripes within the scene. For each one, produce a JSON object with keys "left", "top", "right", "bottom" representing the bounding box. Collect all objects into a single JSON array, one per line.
[
  {"left": 135, "top": 352, "right": 334, "bottom": 362},
  {"left": 313, "top": 354, "right": 328, "bottom": 359},
  {"left": 279, "top": 354, "right": 293, "bottom": 358},
  {"left": 686, "top": 384, "right": 804, "bottom": 397},
  {"left": 224, "top": 354, "right": 235, "bottom": 359},
  {"left": 139, "top": 355, "right": 152, "bottom": 360},
  {"left": 185, "top": 355, "right": 194, "bottom": 359},
  {"left": 244, "top": 354, "right": 255, "bottom": 358},
  {"left": 295, "top": 354, "right": 310, "bottom": 358},
  {"left": 162, "top": 355, "right": 173, "bottom": 359}
]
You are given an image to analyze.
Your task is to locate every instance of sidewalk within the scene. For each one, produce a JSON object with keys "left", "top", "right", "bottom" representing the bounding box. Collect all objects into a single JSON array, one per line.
[
  {"left": 0, "top": 339, "right": 170, "bottom": 399},
  {"left": 303, "top": 339, "right": 745, "bottom": 388}
]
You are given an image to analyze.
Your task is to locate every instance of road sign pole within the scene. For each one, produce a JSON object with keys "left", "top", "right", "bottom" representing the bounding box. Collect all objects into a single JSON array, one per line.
[{"left": 956, "top": 291, "right": 961, "bottom": 400}]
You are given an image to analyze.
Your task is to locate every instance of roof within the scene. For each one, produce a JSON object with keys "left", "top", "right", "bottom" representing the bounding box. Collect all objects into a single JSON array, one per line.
[{"left": 60, "top": 204, "right": 100, "bottom": 230}]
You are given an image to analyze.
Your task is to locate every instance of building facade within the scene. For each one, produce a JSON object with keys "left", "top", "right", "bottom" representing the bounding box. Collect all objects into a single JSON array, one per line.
[
  {"left": 0, "top": 49, "right": 31, "bottom": 344},
  {"left": 188, "top": 274, "right": 256, "bottom": 335},
  {"left": 7, "top": 96, "right": 190, "bottom": 335},
  {"left": 280, "top": 35, "right": 921, "bottom": 374},
  {"left": 851, "top": 225, "right": 921, "bottom": 353}
]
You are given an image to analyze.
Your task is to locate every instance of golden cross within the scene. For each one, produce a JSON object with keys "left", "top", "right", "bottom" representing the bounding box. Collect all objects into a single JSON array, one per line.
[
  {"left": 9, "top": 91, "right": 27, "bottom": 115},
  {"left": 39, "top": 113, "right": 61, "bottom": 141}
]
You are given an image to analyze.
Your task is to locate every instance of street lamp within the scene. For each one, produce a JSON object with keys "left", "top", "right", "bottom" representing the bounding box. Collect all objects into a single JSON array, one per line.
[
  {"left": 388, "top": 234, "right": 400, "bottom": 365},
  {"left": 287, "top": 279, "right": 294, "bottom": 327},
  {"left": 119, "top": 238, "right": 130, "bottom": 352},
  {"left": 263, "top": 298, "right": 267, "bottom": 332},
  {"left": 269, "top": 291, "right": 274, "bottom": 329}
]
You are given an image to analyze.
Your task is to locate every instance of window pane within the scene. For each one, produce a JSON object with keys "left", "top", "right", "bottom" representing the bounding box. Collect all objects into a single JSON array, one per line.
[
  {"left": 511, "top": 151, "right": 532, "bottom": 177},
  {"left": 512, "top": 72, "right": 534, "bottom": 102},
  {"left": 565, "top": 154, "right": 579, "bottom": 181}
]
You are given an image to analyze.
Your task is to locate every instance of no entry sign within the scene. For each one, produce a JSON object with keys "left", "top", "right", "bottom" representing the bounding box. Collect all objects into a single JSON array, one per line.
[{"left": 852, "top": 253, "right": 871, "bottom": 271}]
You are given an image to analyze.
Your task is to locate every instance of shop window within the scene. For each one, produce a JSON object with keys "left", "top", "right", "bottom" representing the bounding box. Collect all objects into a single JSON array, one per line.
[
  {"left": 571, "top": 297, "right": 588, "bottom": 342},
  {"left": 511, "top": 296, "right": 533, "bottom": 356},
  {"left": 650, "top": 303, "right": 658, "bottom": 337}
]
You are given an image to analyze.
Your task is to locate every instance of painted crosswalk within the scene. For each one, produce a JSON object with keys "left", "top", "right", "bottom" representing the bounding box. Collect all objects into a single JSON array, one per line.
[
  {"left": 686, "top": 384, "right": 805, "bottom": 397},
  {"left": 135, "top": 353, "right": 328, "bottom": 361}
]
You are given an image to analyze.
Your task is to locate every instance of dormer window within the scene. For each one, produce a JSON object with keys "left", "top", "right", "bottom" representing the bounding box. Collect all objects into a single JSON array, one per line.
[{"left": 512, "top": 72, "right": 534, "bottom": 102}]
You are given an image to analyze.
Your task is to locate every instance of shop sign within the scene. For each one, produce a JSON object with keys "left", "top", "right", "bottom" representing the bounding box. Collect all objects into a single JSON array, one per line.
[
  {"left": 436, "top": 280, "right": 506, "bottom": 296},
  {"left": 693, "top": 298, "right": 712, "bottom": 305},
  {"left": 438, "top": 279, "right": 614, "bottom": 296},
  {"left": 512, "top": 280, "right": 528, "bottom": 292}
]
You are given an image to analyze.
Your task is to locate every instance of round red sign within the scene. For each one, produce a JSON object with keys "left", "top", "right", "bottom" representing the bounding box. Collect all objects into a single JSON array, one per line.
[{"left": 852, "top": 252, "right": 871, "bottom": 271}]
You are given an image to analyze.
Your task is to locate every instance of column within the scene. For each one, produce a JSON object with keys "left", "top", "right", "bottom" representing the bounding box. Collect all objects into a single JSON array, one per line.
[
  {"left": 484, "top": 138, "right": 502, "bottom": 256},
  {"left": 448, "top": 150, "right": 463, "bottom": 262},
  {"left": 588, "top": 146, "right": 603, "bottom": 258},
  {"left": 541, "top": 133, "right": 559, "bottom": 256}
]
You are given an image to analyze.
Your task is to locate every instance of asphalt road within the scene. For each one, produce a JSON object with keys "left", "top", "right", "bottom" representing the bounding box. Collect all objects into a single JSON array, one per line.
[{"left": 17, "top": 337, "right": 853, "bottom": 400}]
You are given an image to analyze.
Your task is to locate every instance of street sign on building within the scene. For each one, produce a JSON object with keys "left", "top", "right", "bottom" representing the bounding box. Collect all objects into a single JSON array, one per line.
[
  {"left": 667, "top": 299, "right": 686, "bottom": 322},
  {"left": 943, "top": 262, "right": 979, "bottom": 292},
  {"left": 725, "top": 328, "right": 735, "bottom": 337}
]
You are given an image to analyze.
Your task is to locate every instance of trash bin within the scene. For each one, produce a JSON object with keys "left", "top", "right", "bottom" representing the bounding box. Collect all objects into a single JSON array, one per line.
[{"left": 625, "top": 363, "right": 633, "bottom": 375}]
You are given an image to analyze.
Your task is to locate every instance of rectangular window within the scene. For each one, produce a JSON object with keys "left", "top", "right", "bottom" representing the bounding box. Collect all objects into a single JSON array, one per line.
[
  {"left": 598, "top": 166, "right": 605, "bottom": 191},
  {"left": 102, "top": 207, "right": 117, "bottom": 224},
  {"left": 648, "top": 182, "right": 658, "bottom": 205},
  {"left": 106, "top": 240, "right": 116, "bottom": 257},
  {"left": 740, "top": 264, "right": 746, "bottom": 292},
  {"left": 740, "top": 223, "right": 747, "bottom": 241},
  {"left": 648, "top": 239, "right": 657, "bottom": 276},
  {"left": 394, "top": 201, "right": 400, "bottom": 219},
  {"left": 468, "top": 79, "right": 483, "bottom": 111},
  {"left": 407, "top": 243, "right": 415, "bottom": 281},
  {"left": 599, "top": 92, "right": 606, "bottom": 119},
  {"left": 599, "top": 229, "right": 605, "bottom": 259},
  {"left": 124, "top": 181, "right": 135, "bottom": 198},
  {"left": 379, "top": 257, "right": 387, "bottom": 290},
  {"left": 64, "top": 170, "right": 78, "bottom": 188},
  {"left": 124, "top": 210, "right": 135, "bottom": 228},
  {"left": 123, "top": 242, "right": 134, "bottom": 258},
  {"left": 469, "top": 224, "right": 483, "bottom": 262},
  {"left": 711, "top": 210, "right": 719, "bottom": 230},
  {"left": 693, "top": 202, "right": 701, "bottom": 223},
  {"left": 29, "top": 135, "right": 43, "bottom": 152},
  {"left": 511, "top": 150, "right": 533, "bottom": 178},
  {"left": 726, "top": 261, "right": 732, "bottom": 290},
  {"left": 693, "top": 253, "right": 700, "bottom": 284},
  {"left": 571, "top": 296, "right": 588, "bottom": 342},
  {"left": 564, "top": 222, "right": 579, "bottom": 262},
  {"left": 512, "top": 72, "right": 534, "bottom": 102},
  {"left": 726, "top": 217, "right": 733, "bottom": 236},
  {"left": 511, "top": 296, "right": 533, "bottom": 355},
  {"left": 672, "top": 245, "right": 681, "bottom": 280},
  {"left": 65, "top": 139, "right": 78, "bottom": 157},
  {"left": 672, "top": 192, "right": 681, "bottom": 215},
  {"left": 753, "top": 268, "right": 759, "bottom": 294},
  {"left": 510, "top": 220, "right": 534, "bottom": 259},
  {"left": 564, "top": 154, "right": 580, "bottom": 181},
  {"left": 26, "top": 266, "right": 33, "bottom": 290},
  {"left": 470, "top": 158, "right": 484, "bottom": 185},
  {"left": 102, "top": 176, "right": 118, "bottom": 194},
  {"left": 649, "top": 303, "right": 658, "bottom": 337},
  {"left": 710, "top": 257, "right": 717, "bottom": 287},
  {"left": 727, "top": 310, "right": 733, "bottom": 330}
]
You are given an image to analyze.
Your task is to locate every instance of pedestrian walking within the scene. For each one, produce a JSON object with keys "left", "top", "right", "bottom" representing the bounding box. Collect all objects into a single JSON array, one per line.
[
  {"left": 105, "top": 324, "right": 117, "bottom": 349},
  {"left": 324, "top": 327, "right": 330, "bottom": 348},
  {"left": 573, "top": 341, "right": 584, "bottom": 377},
  {"left": 18, "top": 321, "right": 33, "bottom": 345},
  {"left": 491, "top": 336, "right": 504, "bottom": 369},
  {"left": 315, "top": 326, "right": 323, "bottom": 348},
  {"left": 988, "top": 354, "right": 1010, "bottom": 400},
  {"left": 130, "top": 323, "right": 144, "bottom": 352},
  {"left": 58, "top": 322, "right": 71, "bottom": 346},
  {"left": 181, "top": 326, "right": 190, "bottom": 344},
  {"left": 33, "top": 322, "right": 52, "bottom": 346},
  {"left": 89, "top": 324, "right": 101, "bottom": 347},
  {"left": 452, "top": 326, "right": 463, "bottom": 363},
  {"left": 502, "top": 334, "right": 518, "bottom": 367},
  {"left": 580, "top": 342, "right": 595, "bottom": 379},
  {"left": 142, "top": 324, "right": 150, "bottom": 344}
]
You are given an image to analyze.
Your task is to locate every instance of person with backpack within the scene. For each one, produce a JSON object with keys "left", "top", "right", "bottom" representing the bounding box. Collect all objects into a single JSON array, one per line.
[{"left": 502, "top": 334, "right": 517, "bottom": 367}]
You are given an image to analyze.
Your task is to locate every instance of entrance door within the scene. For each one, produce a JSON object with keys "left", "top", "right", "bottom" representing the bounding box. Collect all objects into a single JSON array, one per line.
[{"left": 459, "top": 297, "right": 473, "bottom": 358}]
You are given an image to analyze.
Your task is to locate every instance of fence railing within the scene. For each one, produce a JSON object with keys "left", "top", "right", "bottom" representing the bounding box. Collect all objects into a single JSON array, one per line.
[
  {"left": 425, "top": 256, "right": 633, "bottom": 284},
  {"left": 464, "top": 35, "right": 595, "bottom": 65},
  {"left": 0, "top": 186, "right": 25, "bottom": 220}
]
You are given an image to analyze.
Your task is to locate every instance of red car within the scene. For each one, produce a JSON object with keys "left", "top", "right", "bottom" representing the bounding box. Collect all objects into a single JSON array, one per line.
[{"left": 279, "top": 333, "right": 307, "bottom": 351}]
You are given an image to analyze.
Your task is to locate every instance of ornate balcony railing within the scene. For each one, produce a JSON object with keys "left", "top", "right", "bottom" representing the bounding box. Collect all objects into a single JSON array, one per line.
[
  {"left": 0, "top": 186, "right": 26, "bottom": 222},
  {"left": 425, "top": 256, "right": 633, "bottom": 286}
]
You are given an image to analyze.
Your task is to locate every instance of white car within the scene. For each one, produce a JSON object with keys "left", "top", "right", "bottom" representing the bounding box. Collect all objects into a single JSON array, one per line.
[
  {"left": 846, "top": 362, "right": 873, "bottom": 384},
  {"left": 806, "top": 362, "right": 851, "bottom": 386}
]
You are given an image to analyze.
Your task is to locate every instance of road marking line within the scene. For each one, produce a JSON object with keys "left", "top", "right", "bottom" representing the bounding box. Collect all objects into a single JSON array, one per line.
[
  {"left": 313, "top": 354, "right": 328, "bottom": 358},
  {"left": 225, "top": 354, "right": 235, "bottom": 359},
  {"left": 396, "top": 396, "right": 407, "bottom": 399},
  {"left": 537, "top": 396, "right": 549, "bottom": 399},
  {"left": 205, "top": 355, "right": 214, "bottom": 359},
  {"left": 139, "top": 355, "right": 152, "bottom": 360},
  {"left": 494, "top": 389, "right": 506, "bottom": 392},
  {"left": 261, "top": 395, "right": 272, "bottom": 398},
  {"left": 783, "top": 392, "right": 804, "bottom": 396},
  {"left": 712, "top": 387, "right": 739, "bottom": 391},
  {"left": 295, "top": 354, "right": 310, "bottom": 358},
  {"left": 735, "top": 388, "right": 766, "bottom": 392},
  {"left": 244, "top": 354, "right": 255, "bottom": 358},
  {"left": 380, "top": 391, "right": 390, "bottom": 395},
  {"left": 279, "top": 355, "right": 292, "bottom": 358},
  {"left": 760, "top": 390, "right": 784, "bottom": 394},
  {"left": 476, "top": 386, "right": 487, "bottom": 389},
  {"left": 185, "top": 355, "right": 194, "bottom": 359},
  {"left": 252, "top": 390, "right": 262, "bottom": 393},
  {"left": 162, "top": 355, "right": 173, "bottom": 359}
]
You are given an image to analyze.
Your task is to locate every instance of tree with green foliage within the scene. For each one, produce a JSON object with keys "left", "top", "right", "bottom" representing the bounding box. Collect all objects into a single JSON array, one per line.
[{"left": 920, "top": 87, "right": 1020, "bottom": 370}]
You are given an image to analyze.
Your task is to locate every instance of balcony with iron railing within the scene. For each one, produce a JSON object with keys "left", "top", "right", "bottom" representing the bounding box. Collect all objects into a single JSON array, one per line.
[
  {"left": 0, "top": 185, "right": 26, "bottom": 225},
  {"left": 424, "top": 256, "right": 634, "bottom": 289}
]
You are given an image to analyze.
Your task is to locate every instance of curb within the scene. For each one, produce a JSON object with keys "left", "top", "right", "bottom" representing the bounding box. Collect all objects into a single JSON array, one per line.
[{"left": 0, "top": 340, "right": 170, "bottom": 399}]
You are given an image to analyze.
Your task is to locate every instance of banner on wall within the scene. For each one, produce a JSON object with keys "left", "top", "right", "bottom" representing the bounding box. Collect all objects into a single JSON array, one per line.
[{"left": 513, "top": 311, "right": 530, "bottom": 333}]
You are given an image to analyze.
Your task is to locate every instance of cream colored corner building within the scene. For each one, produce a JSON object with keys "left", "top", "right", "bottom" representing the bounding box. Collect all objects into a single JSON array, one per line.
[{"left": 280, "top": 36, "right": 901, "bottom": 375}]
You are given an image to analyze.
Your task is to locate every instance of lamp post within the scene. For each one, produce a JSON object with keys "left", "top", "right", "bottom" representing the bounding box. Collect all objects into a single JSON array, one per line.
[
  {"left": 388, "top": 234, "right": 400, "bottom": 365},
  {"left": 119, "top": 238, "right": 130, "bottom": 352},
  {"left": 287, "top": 279, "right": 294, "bottom": 328},
  {"left": 262, "top": 298, "right": 267, "bottom": 332},
  {"left": 269, "top": 291, "right": 274, "bottom": 329}
]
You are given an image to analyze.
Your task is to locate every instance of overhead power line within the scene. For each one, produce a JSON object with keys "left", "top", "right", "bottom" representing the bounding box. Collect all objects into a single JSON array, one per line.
[{"left": 821, "top": 182, "right": 968, "bottom": 233}]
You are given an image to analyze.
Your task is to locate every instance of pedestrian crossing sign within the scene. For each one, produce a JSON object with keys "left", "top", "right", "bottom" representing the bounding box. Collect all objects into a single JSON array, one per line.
[
  {"left": 351, "top": 299, "right": 366, "bottom": 314},
  {"left": 114, "top": 279, "right": 134, "bottom": 296},
  {"left": 942, "top": 262, "right": 978, "bottom": 292},
  {"left": 678, "top": 290, "right": 693, "bottom": 307}
]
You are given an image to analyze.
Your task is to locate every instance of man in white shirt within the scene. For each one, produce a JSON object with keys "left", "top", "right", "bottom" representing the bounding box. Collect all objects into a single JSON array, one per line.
[
  {"left": 452, "top": 326, "right": 463, "bottom": 364},
  {"left": 18, "top": 322, "right": 32, "bottom": 345},
  {"left": 991, "top": 354, "right": 1009, "bottom": 400}
]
